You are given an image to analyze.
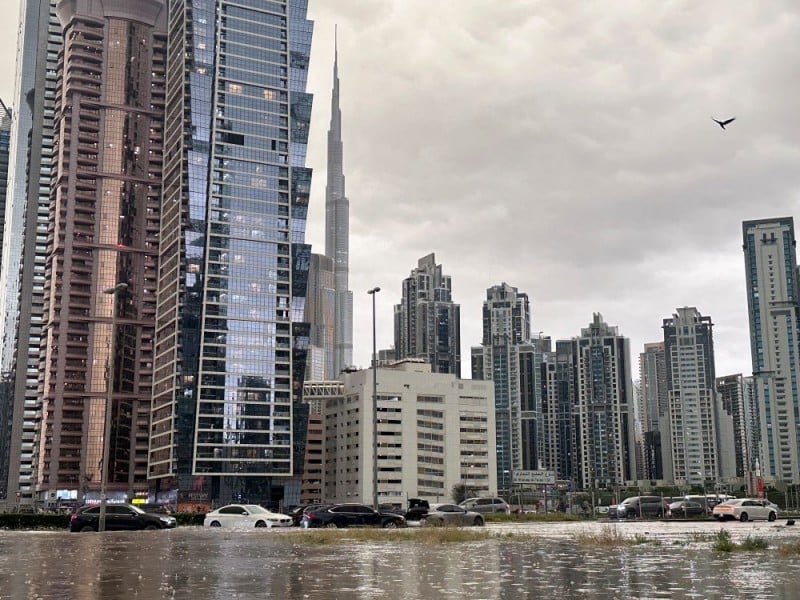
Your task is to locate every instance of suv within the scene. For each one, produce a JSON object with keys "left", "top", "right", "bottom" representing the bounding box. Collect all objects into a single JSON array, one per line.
[
  {"left": 459, "top": 497, "right": 511, "bottom": 514},
  {"left": 612, "top": 496, "right": 668, "bottom": 519},
  {"left": 70, "top": 503, "right": 177, "bottom": 532}
]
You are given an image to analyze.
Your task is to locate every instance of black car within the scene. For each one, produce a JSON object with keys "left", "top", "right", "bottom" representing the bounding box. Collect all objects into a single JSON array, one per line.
[
  {"left": 289, "top": 503, "right": 331, "bottom": 526},
  {"left": 668, "top": 500, "right": 707, "bottom": 518},
  {"left": 300, "top": 503, "right": 406, "bottom": 529},
  {"left": 69, "top": 503, "right": 177, "bottom": 532}
]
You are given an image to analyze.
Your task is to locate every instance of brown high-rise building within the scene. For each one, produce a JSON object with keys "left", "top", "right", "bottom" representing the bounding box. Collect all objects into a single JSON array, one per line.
[{"left": 34, "top": 0, "right": 166, "bottom": 505}]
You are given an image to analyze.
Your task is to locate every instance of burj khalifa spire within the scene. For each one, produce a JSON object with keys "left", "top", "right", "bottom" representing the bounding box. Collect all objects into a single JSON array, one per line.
[{"left": 325, "top": 28, "right": 353, "bottom": 375}]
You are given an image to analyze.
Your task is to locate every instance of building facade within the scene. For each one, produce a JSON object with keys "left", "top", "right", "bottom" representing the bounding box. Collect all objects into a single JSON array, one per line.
[
  {"left": 321, "top": 361, "right": 495, "bottom": 505},
  {"left": 149, "top": 0, "right": 314, "bottom": 508},
  {"left": 32, "top": 0, "right": 166, "bottom": 505},
  {"left": 395, "top": 253, "right": 461, "bottom": 376},
  {"left": 743, "top": 218, "right": 800, "bottom": 485},
  {"left": 572, "top": 313, "right": 636, "bottom": 490},
  {"left": 1, "top": 0, "right": 60, "bottom": 509}
]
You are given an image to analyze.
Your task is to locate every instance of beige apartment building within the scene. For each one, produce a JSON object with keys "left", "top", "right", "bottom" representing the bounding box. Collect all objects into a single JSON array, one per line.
[{"left": 312, "top": 360, "right": 496, "bottom": 507}]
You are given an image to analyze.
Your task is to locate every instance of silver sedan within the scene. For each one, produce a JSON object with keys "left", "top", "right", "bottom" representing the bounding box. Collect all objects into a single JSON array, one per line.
[{"left": 421, "top": 503, "right": 485, "bottom": 527}]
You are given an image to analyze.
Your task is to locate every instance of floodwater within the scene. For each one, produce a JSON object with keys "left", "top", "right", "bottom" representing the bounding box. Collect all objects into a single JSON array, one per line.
[{"left": 1, "top": 520, "right": 799, "bottom": 599}]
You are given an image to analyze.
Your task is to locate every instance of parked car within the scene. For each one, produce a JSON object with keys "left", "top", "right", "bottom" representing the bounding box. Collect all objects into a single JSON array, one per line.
[
  {"left": 203, "top": 504, "right": 292, "bottom": 528},
  {"left": 69, "top": 503, "right": 177, "bottom": 532},
  {"left": 712, "top": 499, "right": 778, "bottom": 522},
  {"left": 458, "top": 497, "right": 511, "bottom": 515},
  {"left": 668, "top": 500, "right": 706, "bottom": 518},
  {"left": 610, "top": 496, "right": 668, "bottom": 519},
  {"left": 289, "top": 504, "right": 331, "bottom": 527},
  {"left": 300, "top": 503, "right": 406, "bottom": 528},
  {"left": 416, "top": 503, "right": 485, "bottom": 527}
]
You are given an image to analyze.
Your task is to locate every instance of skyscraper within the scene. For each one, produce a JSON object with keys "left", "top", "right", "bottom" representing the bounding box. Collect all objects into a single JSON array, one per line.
[
  {"left": 395, "top": 253, "right": 461, "bottom": 375},
  {"left": 743, "top": 218, "right": 800, "bottom": 485},
  {"left": 0, "top": 102, "right": 11, "bottom": 503},
  {"left": 324, "top": 32, "right": 352, "bottom": 376},
  {"left": 304, "top": 253, "right": 335, "bottom": 380},
  {"left": 32, "top": 0, "right": 166, "bottom": 505},
  {"left": 541, "top": 340, "right": 575, "bottom": 482},
  {"left": 572, "top": 313, "right": 636, "bottom": 490},
  {"left": 662, "top": 307, "right": 732, "bottom": 488},
  {"left": 0, "top": 100, "right": 11, "bottom": 272},
  {"left": 639, "top": 342, "right": 667, "bottom": 481},
  {"left": 471, "top": 282, "right": 538, "bottom": 493},
  {"left": 716, "top": 373, "right": 758, "bottom": 484},
  {"left": 1, "top": 0, "right": 61, "bottom": 508},
  {"left": 149, "top": 0, "right": 314, "bottom": 507}
]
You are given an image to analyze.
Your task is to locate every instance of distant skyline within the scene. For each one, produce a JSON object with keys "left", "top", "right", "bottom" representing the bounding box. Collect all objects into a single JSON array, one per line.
[{"left": 3, "top": 1, "right": 800, "bottom": 380}]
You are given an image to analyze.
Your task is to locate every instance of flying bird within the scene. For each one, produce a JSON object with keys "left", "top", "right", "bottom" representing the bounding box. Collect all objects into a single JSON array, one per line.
[{"left": 712, "top": 117, "right": 736, "bottom": 130}]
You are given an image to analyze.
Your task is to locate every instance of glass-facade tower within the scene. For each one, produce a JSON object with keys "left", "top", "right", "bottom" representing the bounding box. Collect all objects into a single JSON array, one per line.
[
  {"left": 0, "top": 0, "right": 61, "bottom": 508},
  {"left": 150, "top": 0, "right": 313, "bottom": 507},
  {"left": 395, "top": 253, "right": 461, "bottom": 375},
  {"left": 471, "top": 282, "right": 534, "bottom": 494},
  {"left": 742, "top": 218, "right": 800, "bottom": 485}
]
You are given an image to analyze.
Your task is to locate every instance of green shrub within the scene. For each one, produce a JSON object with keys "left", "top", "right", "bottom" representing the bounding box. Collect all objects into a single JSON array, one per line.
[
  {"left": 713, "top": 530, "right": 735, "bottom": 552},
  {"left": 172, "top": 512, "right": 206, "bottom": 526},
  {"left": 738, "top": 536, "right": 769, "bottom": 551},
  {"left": 0, "top": 513, "right": 70, "bottom": 530},
  {"left": 713, "top": 530, "right": 768, "bottom": 552}
]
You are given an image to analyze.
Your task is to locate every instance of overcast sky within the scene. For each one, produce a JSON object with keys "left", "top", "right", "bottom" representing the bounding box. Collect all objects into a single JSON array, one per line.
[{"left": 3, "top": 1, "right": 799, "bottom": 380}]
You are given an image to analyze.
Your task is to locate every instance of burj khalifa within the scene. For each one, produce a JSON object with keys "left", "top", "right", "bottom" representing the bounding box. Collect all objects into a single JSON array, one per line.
[{"left": 325, "top": 33, "right": 353, "bottom": 376}]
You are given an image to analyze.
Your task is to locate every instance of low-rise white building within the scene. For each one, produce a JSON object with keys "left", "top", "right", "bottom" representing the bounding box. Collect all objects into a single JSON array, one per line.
[{"left": 321, "top": 360, "right": 496, "bottom": 506}]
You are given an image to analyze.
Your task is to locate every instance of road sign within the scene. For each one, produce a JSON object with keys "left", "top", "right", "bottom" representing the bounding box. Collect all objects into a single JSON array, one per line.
[{"left": 512, "top": 470, "right": 556, "bottom": 485}]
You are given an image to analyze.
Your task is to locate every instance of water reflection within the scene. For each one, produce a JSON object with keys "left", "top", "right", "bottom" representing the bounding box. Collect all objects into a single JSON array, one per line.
[{"left": 1, "top": 525, "right": 798, "bottom": 599}]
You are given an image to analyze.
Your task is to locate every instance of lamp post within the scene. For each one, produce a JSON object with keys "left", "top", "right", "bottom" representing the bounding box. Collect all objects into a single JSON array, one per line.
[
  {"left": 367, "top": 286, "right": 380, "bottom": 510},
  {"left": 98, "top": 282, "right": 128, "bottom": 532}
]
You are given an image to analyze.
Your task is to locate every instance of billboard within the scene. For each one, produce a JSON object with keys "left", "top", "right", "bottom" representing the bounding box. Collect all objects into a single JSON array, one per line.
[{"left": 512, "top": 470, "right": 556, "bottom": 485}]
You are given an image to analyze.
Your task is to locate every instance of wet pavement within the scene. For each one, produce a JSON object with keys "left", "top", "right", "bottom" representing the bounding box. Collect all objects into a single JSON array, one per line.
[{"left": 1, "top": 519, "right": 799, "bottom": 599}]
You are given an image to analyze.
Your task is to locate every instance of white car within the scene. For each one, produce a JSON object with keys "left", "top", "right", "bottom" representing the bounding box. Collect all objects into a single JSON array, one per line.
[
  {"left": 203, "top": 504, "right": 292, "bottom": 528},
  {"left": 712, "top": 498, "right": 778, "bottom": 522}
]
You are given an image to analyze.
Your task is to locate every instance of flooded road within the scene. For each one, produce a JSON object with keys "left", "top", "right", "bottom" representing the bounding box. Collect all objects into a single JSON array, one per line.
[{"left": 1, "top": 520, "right": 799, "bottom": 599}]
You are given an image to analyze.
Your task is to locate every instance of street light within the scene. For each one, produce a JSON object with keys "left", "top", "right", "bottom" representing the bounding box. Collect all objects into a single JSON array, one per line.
[
  {"left": 98, "top": 282, "right": 128, "bottom": 532},
  {"left": 367, "top": 286, "right": 380, "bottom": 510}
]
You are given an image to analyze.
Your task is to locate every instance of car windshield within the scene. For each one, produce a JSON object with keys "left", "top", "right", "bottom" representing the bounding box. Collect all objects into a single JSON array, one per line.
[
  {"left": 128, "top": 505, "right": 145, "bottom": 514},
  {"left": 245, "top": 505, "right": 269, "bottom": 514}
]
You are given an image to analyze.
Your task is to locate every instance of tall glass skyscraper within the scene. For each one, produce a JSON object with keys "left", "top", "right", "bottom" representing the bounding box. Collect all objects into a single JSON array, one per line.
[
  {"left": 34, "top": 0, "right": 167, "bottom": 505},
  {"left": 571, "top": 313, "right": 636, "bottom": 490},
  {"left": 471, "top": 283, "right": 538, "bottom": 494},
  {"left": 395, "top": 253, "right": 461, "bottom": 375},
  {"left": 0, "top": 0, "right": 60, "bottom": 508},
  {"left": 743, "top": 218, "right": 800, "bottom": 485},
  {"left": 324, "top": 34, "right": 352, "bottom": 377},
  {"left": 150, "top": 0, "right": 314, "bottom": 507}
]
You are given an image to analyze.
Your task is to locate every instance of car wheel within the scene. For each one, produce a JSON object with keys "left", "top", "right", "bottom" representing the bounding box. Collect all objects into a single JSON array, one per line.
[
  {"left": 473, "top": 517, "right": 484, "bottom": 527},
  {"left": 739, "top": 512, "right": 749, "bottom": 522},
  {"left": 768, "top": 512, "right": 777, "bottom": 522},
  {"left": 383, "top": 520, "right": 398, "bottom": 529},
  {"left": 209, "top": 521, "right": 221, "bottom": 527},
  {"left": 145, "top": 524, "right": 159, "bottom": 530},
  {"left": 80, "top": 525, "right": 95, "bottom": 533},
  {"left": 255, "top": 521, "right": 267, "bottom": 528},
  {"left": 324, "top": 522, "right": 338, "bottom": 529}
]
